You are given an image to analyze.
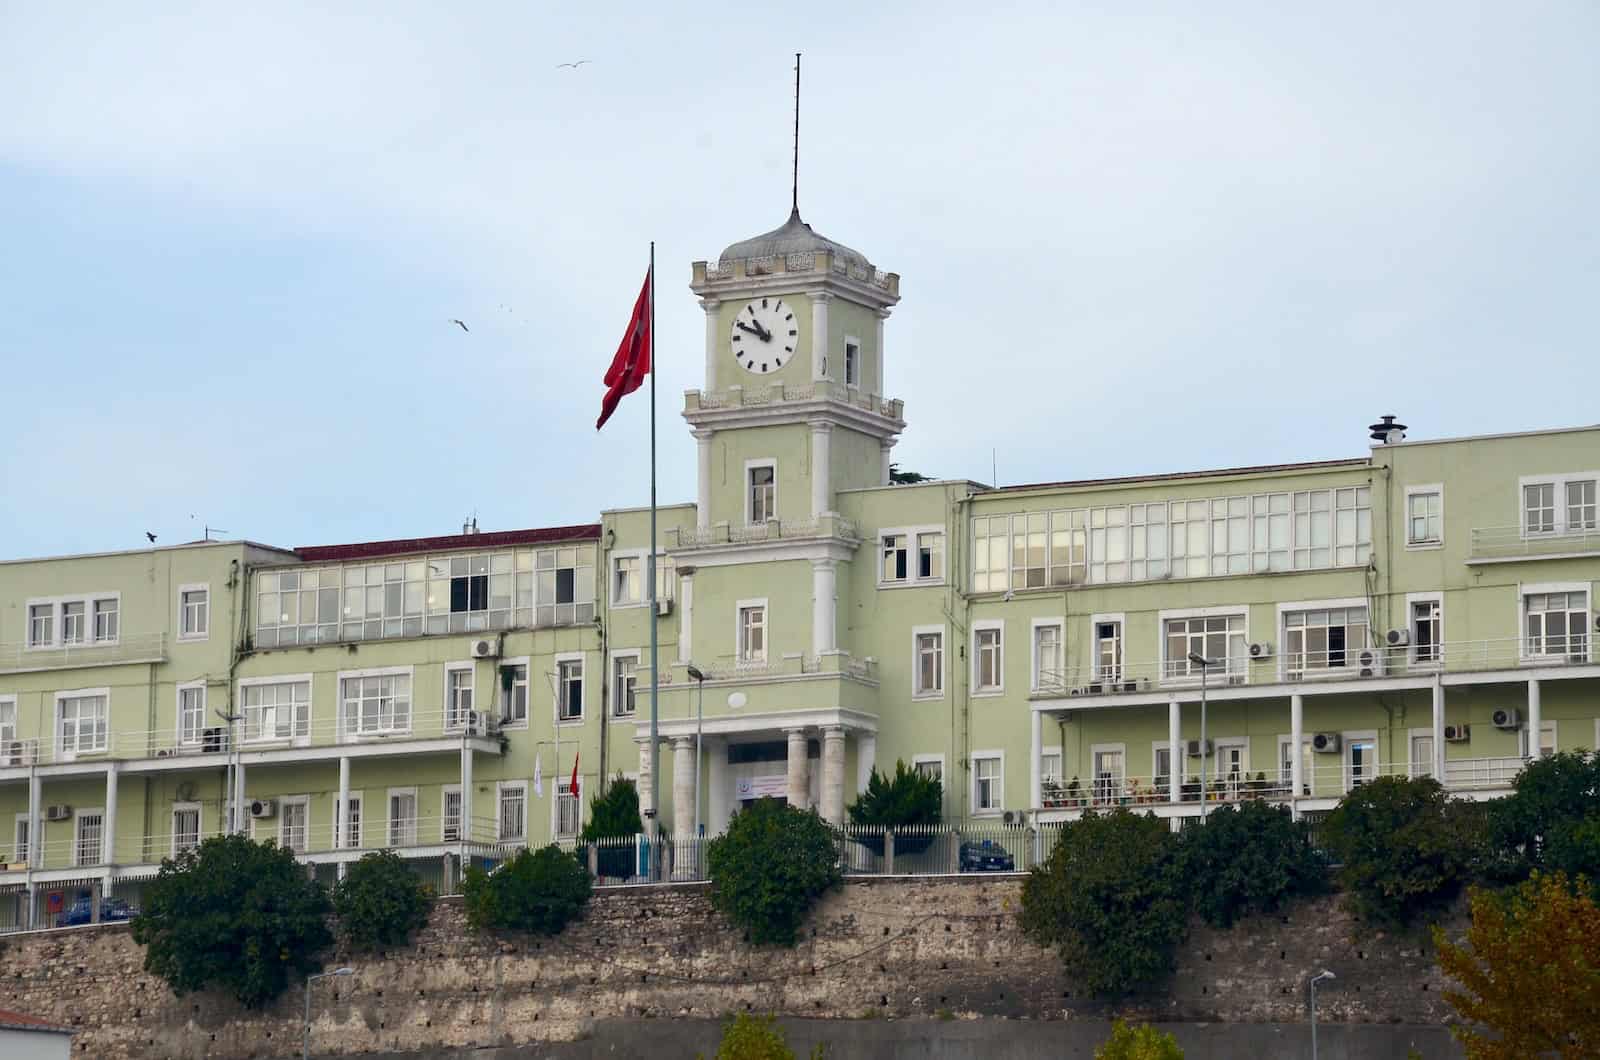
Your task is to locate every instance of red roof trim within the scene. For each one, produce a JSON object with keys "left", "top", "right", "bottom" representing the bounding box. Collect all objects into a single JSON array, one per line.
[
  {"left": 295, "top": 524, "right": 602, "bottom": 563},
  {"left": 991, "top": 458, "right": 1369, "bottom": 495},
  {"left": 0, "top": 1007, "right": 76, "bottom": 1034}
]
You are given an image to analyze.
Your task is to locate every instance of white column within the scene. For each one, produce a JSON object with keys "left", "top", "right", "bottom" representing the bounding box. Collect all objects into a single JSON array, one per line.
[
  {"left": 880, "top": 439, "right": 894, "bottom": 486},
  {"left": 701, "top": 299, "right": 720, "bottom": 391},
  {"left": 811, "top": 292, "right": 831, "bottom": 381},
  {"left": 1431, "top": 677, "right": 1447, "bottom": 782},
  {"left": 27, "top": 771, "right": 41, "bottom": 868},
  {"left": 677, "top": 570, "right": 695, "bottom": 665},
  {"left": 856, "top": 733, "right": 876, "bottom": 795},
  {"left": 1527, "top": 679, "right": 1542, "bottom": 760},
  {"left": 102, "top": 765, "right": 119, "bottom": 865},
  {"left": 235, "top": 759, "right": 247, "bottom": 833},
  {"left": 874, "top": 309, "right": 888, "bottom": 396},
  {"left": 694, "top": 430, "right": 714, "bottom": 530},
  {"left": 1028, "top": 710, "right": 1044, "bottom": 810},
  {"left": 811, "top": 559, "right": 837, "bottom": 655},
  {"left": 821, "top": 727, "right": 846, "bottom": 826},
  {"left": 1290, "top": 693, "right": 1305, "bottom": 816},
  {"left": 459, "top": 741, "right": 473, "bottom": 843},
  {"left": 1168, "top": 698, "right": 1182, "bottom": 804},
  {"left": 637, "top": 740, "right": 655, "bottom": 830},
  {"left": 785, "top": 728, "right": 810, "bottom": 809},
  {"left": 707, "top": 737, "right": 729, "bottom": 835},
  {"left": 809, "top": 420, "right": 833, "bottom": 518},
  {"left": 337, "top": 757, "right": 352, "bottom": 848},
  {"left": 672, "top": 737, "right": 695, "bottom": 840}
]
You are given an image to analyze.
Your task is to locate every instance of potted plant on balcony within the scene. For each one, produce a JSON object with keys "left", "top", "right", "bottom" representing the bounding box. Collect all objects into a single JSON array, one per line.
[
  {"left": 1065, "top": 777, "right": 1085, "bottom": 808},
  {"left": 1041, "top": 779, "right": 1067, "bottom": 809}
]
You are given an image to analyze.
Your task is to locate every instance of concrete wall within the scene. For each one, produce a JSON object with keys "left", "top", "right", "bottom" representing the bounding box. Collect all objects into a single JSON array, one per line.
[{"left": 0, "top": 877, "right": 1465, "bottom": 1059}]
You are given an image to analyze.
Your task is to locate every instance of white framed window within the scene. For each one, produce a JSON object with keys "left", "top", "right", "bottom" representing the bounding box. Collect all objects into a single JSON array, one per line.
[
  {"left": 74, "top": 808, "right": 104, "bottom": 867},
  {"left": 1569, "top": 479, "right": 1599, "bottom": 532},
  {"left": 1090, "top": 743, "right": 1126, "bottom": 804},
  {"left": 1039, "top": 747, "right": 1062, "bottom": 787},
  {"left": 912, "top": 754, "right": 945, "bottom": 785},
  {"left": 1280, "top": 600, "right": 1370, "bottom": 678},
  {"left": 56, "top": 690, "right": 109, "bottom": 756},
  {"left": 338, "top": 668, "right": 410, "bottom": 738},
  {"left": 1408, "top": 729, "right": 1435, "bottom": 780},
  {"left": 1215, "top": 738, "right": 1249, "bottom": 795},
  {"left": 1161, "top": 609, "right": 1248, "bottom": 682},
  {"left": 612, "top": 652, "right": 639, "bottom": 717},
  {"left": 498, "top": 781, "right": 527, "bottom": 841},
  {"left": 555, "top": 653, "right": 585, "bottom": 721},
  {"left": 444, "top": 663, "right": 475, "bottom": 730},
  {"left": 1408, "top": 593, "right": 1443, "bottom": 665},
  {"left": 0, "top": 697, "right": 16, "bottom": 763},
  {"left": 278, "top": 796, "right": 309, "bottom": 854},
  {"left": 879, "top": 525, "right": 945, "bottom": 587},
  {"left": 917, "top": 532, "right": 944, "bottom": 580},
  {"left": 1031, "top": 618, "right": 1064, "bottom": 692},
  {"left": 178, "top": 584, "right": 210, "bottom": 640},
  {"left": 746, "top": 460, "right": 777, "bottom": 525},
  {"left": 498, "top": 659, "right": 529, "bottom": 726},
  {"left": 13, "top": 812, "right": 30, "bottom": 865},
  {"left": 1523, "top": 721, "right": 1558, "bottom": 759},
  {"left": 972, "top": 622, "right": 1004, "bottom": 695},
  {"left": 912, "top": 625, "right": 944, "bottom": 699},
  {"left": 736, "top": 600, "right": 767, "bottom": 665},
  {"left": 25, "top": 594, "right": 120, "bottom": 649},
  {"left": 1521, "top": 473, "right": 1600, "bottom": 537},
  {"left": 1278, "top": 736, "right": 1313, "bottom": 796},
  {"left": 881, "top": 533, "right": 910, "bottom": 583},
  {"left": 971, "top": 752, "right": 1003, "bottom": 815},
  {"left": 843, "top": 337, "right": 860, "bottom": 387},
  {"left": 93, "top": 597, "right": 119, "bottom": 642},
  {"left": 387, "top": 788, "right": 418, "bottom": 847},
  {"left": 27, "top": 602, "right": 54, "bottom": 648},
  {"left": 1521, "top": 585, "right": 1590, "bottom": 662},
  {"left": 557, "top": 777, "right": 581, "bottom": 837},
  {"left": 337, "top": 792, "right": 363, "bottom": 849},
  {"left": 1152, "top": 742, "right": 1176, "bottom": 794},
  {"left": 1405, "top": 485, "right": 1443, "bottom": 548},
  {"left": 60, "top": 601, "right": 86, "bottom": 644},
  {"left": 177, "top": 681, "right": 207, "bottom": 747},
  {"left": 1092, "top": 614, "right": 1124, "bottom": 685},
  {"left": 241, "top": 676, "right": 313, "bottom": 743},
  {"left": 441, "top": 787, "right": 462, "bottom": 842},
  {"left": 1344, "top": 731, "right": 1379, "bottom": 792},
  {"left": 612, "top": 553, "right": 643, "bottom": 606}
]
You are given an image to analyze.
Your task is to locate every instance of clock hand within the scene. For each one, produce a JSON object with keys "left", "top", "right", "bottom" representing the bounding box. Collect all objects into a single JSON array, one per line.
[{"left": 734, "top": 321, "right": 763, "bottom": 338}]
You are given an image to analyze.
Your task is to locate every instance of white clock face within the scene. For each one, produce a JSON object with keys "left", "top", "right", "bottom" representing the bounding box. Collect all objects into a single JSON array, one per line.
[{"left": 729, "top": 297, "right": 797, "bottom": 375}]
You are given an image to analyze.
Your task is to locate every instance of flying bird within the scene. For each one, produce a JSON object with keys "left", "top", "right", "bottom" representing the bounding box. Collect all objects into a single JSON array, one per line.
[
  {"left": 555, "top": 60, "right": 591, "bottom": 69},
  {"left": 145, "top": 531, "right": 157, "bottom": 543},
  {"left": 450, "top": 319, "right": 469, "bottom": 333}
]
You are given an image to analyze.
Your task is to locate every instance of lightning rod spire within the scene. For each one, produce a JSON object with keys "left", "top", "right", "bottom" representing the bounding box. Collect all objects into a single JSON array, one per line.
[{"left": 791, "top": 52, "right": 801, "bottom": 220}]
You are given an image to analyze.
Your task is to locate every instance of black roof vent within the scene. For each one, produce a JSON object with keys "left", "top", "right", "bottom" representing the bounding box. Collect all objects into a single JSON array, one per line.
[{"left": 1368, "top": 415, "right": 1408, "bottom": 444}]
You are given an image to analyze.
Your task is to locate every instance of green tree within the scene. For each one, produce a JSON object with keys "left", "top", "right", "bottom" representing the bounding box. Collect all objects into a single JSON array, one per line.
[
  {"left": 131, "top": 833, "right": 332, "bottom": 1008},
  {"left": 332, "top": 850, "right": 432, "bottom": 951},
  {"left": 846, "top": 760, "right": 942, "bottom": 827},
  {"left": 1175, "top": 800, "right": 1327, "bottom": 928},
  {"left": 580, "top": 776, "right": 645, "bottom": 878},
  {"left": 1320, "top": 776, "right": 1476, "bottom": 927},
  {"left": 706, "top": 798, "right": 841, "bottom": 947},
  {"left": 1434, "top": 872, "right": 1600, "bottom": 1059},
  {"left": 1490, "top": 750, "right": 1600, "bottom": 883},
  {"left": 1020, "top": 810, "right": 1187, "bottom": 996},
  {"left": 1096, "top": 1019, "right": 1184, "bottom": 1060},
  {"left": 462, "top": 844, "right": 592, "bottom": 936}
]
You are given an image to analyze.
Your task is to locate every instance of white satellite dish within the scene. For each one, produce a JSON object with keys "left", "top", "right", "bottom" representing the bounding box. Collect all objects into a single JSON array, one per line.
[{"left": 727, "top": 691, "right": 748, "bottom": 709}]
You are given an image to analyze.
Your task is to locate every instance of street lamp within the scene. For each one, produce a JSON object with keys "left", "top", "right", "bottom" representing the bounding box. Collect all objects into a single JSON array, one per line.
[
  {"left": 685, "top": 664, "right": 707, "bottom": 857},
  {"left": 303, "top": 967, "right": 353, "bottom": 1060},
  {"left": 1187, "top": 653, "right": 1219, "bottom": 816},
  {"left": 1309, "top": 969, "right": 1336, "bottom": 1060}
]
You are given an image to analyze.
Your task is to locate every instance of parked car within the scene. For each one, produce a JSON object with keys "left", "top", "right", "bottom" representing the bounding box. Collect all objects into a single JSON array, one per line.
[
  {"left": 958, "top": 839, "right": 1015, "bottom": 873},
  {"left": 60, "top": 897, "right": 135, "bottom": 926}
]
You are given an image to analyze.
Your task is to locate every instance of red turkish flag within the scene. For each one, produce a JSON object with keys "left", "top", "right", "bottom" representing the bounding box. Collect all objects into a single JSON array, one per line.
[
  {"left": 569, "top": 750, "right": 580, "bottom": 799},
  {"left": 595, "top": 267, "right": 652, "bottom": 429}
]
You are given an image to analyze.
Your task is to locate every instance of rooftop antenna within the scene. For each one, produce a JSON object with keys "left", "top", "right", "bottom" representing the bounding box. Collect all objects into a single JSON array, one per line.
[
  {"left": 203, "top": 525, "right": 229, "bottom": 541},
  {"left": 790, "top": 52, "right": 801, "bottom": 220}
]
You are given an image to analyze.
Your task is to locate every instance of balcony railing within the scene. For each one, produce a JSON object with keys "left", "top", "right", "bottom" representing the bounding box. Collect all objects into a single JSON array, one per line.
[
  {"left": 1469, "top": 524, "right": 1600, "bottom": 562},
  {"left": 668, "top": 513, "right": 860, "bottom": 549},
  {"left": 684, "top": 379, "right": 904, "bottom": 421},
  {"left": 0, "top": 632, "right": 167, "bottom": 674}
]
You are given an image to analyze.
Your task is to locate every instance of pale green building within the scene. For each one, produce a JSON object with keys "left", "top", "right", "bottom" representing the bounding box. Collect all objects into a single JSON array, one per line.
[{"left": 2, "top": 207, "right": 1598, "bottom": 922}]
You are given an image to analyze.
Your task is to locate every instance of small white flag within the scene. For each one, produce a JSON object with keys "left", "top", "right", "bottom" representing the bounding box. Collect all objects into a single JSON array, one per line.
[{"left": 533, "top": 753, "right": 544, "bottom": 797}]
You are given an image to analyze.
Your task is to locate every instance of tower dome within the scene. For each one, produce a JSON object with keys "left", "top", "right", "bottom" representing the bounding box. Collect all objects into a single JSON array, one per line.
[{"left": 717, "top": 208, "right": 871, "bottom": 271}]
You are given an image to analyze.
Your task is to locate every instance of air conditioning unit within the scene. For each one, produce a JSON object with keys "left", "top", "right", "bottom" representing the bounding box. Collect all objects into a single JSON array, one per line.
[
  {"left": 1186, "top": 739, "right": 1213, "bottom": 757},
  {"left": 1115, "top": 680, "right": 1142, "bottom": 693},
  {"left": 656, "top": 598, "right": 673, "bottom": 617},
  {"left": 1593, "top": 613, "right": 1600, "bottom": 632},
  {"left": 45, "top": 804, "right": 72, "bottom": 822},
  {"left": 155, "top": 748, "right": 173, "bottom": 758},
  {"left": 1068, "top": 686, "right": 1085, "bottom": 697},
  {"left": 1357, "top": 649, "right": 1384, "bottom": 677},
  {"left": 462, "top": 711, "right": 499, "bottom": 737},
  {"left": 470, "top": 638, "right": 500, "bottom": 659},
  {"left": 1492, "top": 708, "right": 1521, "bottom": 731},
  {"left": 1386, "top": 629, "right": 1410, "bottom": 648},
  {"left": 1001, "top": 810, "right": 1019, "bottom": 825},
  {"left": 1, "top": 740, "right": 33, "bottom": 767},
  {"left": 202, "top": 727, "right": 228, "bottom": 753},
  {"left": 1311, "top": 732, "right": 1342, "bottom": 754},
  {"left": 1248, "top": 642, "right": 1272, "bottom": 660},
  {"left": 1443, "top": 724, "right": 1470, "bottom": 742},
  {"left": 249, "top": 799, "right": 277, "bottom": 819}
]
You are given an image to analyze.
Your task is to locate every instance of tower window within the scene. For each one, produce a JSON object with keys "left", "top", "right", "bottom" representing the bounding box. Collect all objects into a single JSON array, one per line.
[
  {"left": 844, "top": 340, "right": 860, "bottom": 387},
  {"left": 748, "top": 463, "right": 776, "bottom": 524}
]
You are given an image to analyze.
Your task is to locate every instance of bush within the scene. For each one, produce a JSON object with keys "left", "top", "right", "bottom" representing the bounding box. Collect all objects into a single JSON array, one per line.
[
  {"left": 131, "top": 833, "right": 332, "bottom": 1008},
  {"left": 1175, "top": 800, "right": 1327, "bottom": 928},
  {"left": 1096, "top": 1019, "right": 1184, "bottom": 1060},
  {"left": 1320, "top": 776, "right": 1477, "bottom": 927},
  {"left": 1491, "top": 750, "right": 1600, "bottom": 877},
  {"left": 1434, "top": 871, "right": 1600, "bottom": 1059},
  {"left": 846, "top": 760, "right": 942, "bottom": 828},
  {"left": 332, "top": 850, "right": 432, "bottom": 951},
  {"left": 706, "top": 798, "right": 841, "bottom": 947},
  {"left": 462, "top": 844, "right": 592, "bottom": 936},
  {"left": 701, "top": 1012, "right": 825, "bottom": 1060},
  {"left": 1020, "top": 810, "right": 1187, "bottom": 996},
  {"left": 1543, "top": 814, "right": 1600, "bottom": 897}
]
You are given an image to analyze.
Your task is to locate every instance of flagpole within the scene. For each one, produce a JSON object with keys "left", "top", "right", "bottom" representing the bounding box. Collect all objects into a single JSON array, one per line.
[{"left": 646, "top": 241, "right": 660, "bottom": 880}]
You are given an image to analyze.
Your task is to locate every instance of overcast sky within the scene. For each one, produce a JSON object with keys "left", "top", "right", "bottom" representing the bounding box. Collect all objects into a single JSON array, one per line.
[{"left": 3, "top": 3, "right": 1597, "bottom": 559}]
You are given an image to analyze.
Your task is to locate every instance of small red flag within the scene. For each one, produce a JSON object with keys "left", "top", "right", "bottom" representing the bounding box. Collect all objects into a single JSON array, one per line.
[
  {"left": 569, "top": 751, "right": 580, "bottom": 799},
  {"left": 596, "top": 266, "right": 652, "bottom": 429}
]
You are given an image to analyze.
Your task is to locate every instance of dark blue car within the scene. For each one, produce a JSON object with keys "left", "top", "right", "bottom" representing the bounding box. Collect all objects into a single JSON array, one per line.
[
  {"left": 61, "top": 896, "right": 134, "bottom": 926},
  {"left": 958, "top": 839, "right": 1016, "bottom": 872}
]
